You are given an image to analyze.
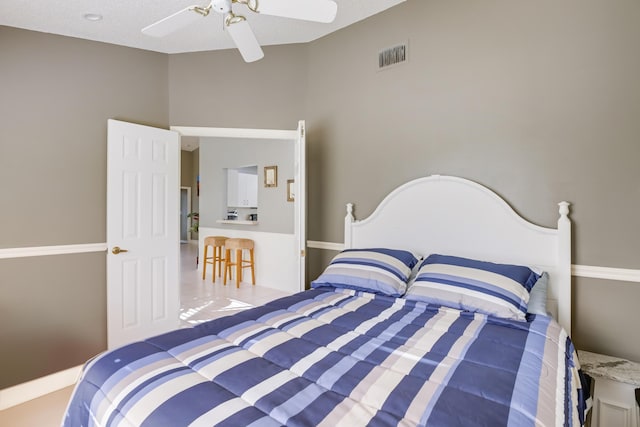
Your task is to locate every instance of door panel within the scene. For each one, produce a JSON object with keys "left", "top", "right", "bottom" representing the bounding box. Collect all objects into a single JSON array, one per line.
[
  {"left": 121, "top": 259, "right": 140, "bottom": 327},
  {"left": 152, "top": 174, "right": 167, "bottom": 236},
  {"left": 151, "top": 256, "right": 167, "bottom": 320}
]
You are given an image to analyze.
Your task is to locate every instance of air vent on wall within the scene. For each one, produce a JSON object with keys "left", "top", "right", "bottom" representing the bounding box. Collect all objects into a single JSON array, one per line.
[{"left": 378, "top": 42, "right": 408, "bottom": 70}]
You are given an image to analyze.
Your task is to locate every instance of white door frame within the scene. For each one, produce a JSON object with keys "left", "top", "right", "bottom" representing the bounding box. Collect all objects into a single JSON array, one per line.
[
  {"left": 294, "top": 121, "right": 306, "bottom": 288},
  {"left": 180, "top": 186, "right": 192, "bottom": 242},
  {"left": 171, "top": 122, "right": 306, "bottom": 291}
]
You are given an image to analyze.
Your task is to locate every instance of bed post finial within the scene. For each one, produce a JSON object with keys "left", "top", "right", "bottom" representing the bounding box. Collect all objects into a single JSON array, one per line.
[
  {"left": 557, "top": 201, "right": 572, "bottom": 335},
  {"left": 558, "top": 201, "right": 570, "bottom": 218},
  {"left": 344, "top": 203, "right": 354, "bottom": 249},
  {"left": 346, "top": 203, "right": 354, "bottom": 217}
]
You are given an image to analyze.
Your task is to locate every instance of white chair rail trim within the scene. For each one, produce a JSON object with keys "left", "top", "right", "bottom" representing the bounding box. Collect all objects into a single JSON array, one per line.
[
  {"left": 0, "top": 243, "right": 108, "bottom": 259},
  {"left": 2, "top": 242, "right": 638, "bottom": 284},
  {"left": 306, "top": 240, "right": 344, "bottom": 251},
  {"left": 571, "top": 264, "right": 640, "bottom": 283},
  {"left": 306, "top": 241, "right": 640, "bottom": 284}
]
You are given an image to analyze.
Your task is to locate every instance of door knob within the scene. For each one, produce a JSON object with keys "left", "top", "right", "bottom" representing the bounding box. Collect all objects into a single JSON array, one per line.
[{"left": 112, "top": 246, "right": 129, "bottom": 255}]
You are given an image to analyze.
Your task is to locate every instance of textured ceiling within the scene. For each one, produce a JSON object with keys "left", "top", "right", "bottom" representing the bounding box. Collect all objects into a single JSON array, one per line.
[{"left": 0, "top": 0, "right": 406, "bottom": 54}]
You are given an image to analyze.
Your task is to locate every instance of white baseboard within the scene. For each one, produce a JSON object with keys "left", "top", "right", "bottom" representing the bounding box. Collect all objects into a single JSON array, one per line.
[{"left": 0, "top": 365, "right": 82, "bottom": 410}]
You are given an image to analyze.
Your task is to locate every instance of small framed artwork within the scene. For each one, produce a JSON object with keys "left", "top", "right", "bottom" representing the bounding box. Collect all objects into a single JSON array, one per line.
[
  {"left": 287, "top": 179, "right": 295, "bottom": 202},
  {"left": 264, "top": 165, "right": 277, "bottom": 187}
]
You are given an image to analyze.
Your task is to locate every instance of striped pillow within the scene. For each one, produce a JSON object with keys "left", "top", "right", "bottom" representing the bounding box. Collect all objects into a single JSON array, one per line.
[
  {"left": 405, "top": 254, "right": 540, "bottom": 320},
  {"left": 311, "top": 248, "right": 419, "bottom": 297}
]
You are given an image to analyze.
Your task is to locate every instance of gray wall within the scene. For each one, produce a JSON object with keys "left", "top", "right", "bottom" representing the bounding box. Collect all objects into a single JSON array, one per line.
[
  {"left": 306, "top": 0, "right": 640, "bottom": 267},
  {"left": 0, "top": 26, "right": 169, "bottom": 248},
  {"left": 181, "top": 149, "right": 195, "bottom": 188},
  {"left": 180, "top": 148, "right": 199, "bottom": 240},
  {"left": 199, "top": 138, "right": 295, "bottom": 234},
  {"left": 2, "top": 0, "right": 640, "bottom": 389},
  {"left": 303, "top": 0, "right": 640, "bottom": 361},
  {"left": 0, "top": 26, "right": 169, "bottom": 388},
  {"left": 168, "top": 45, "right": 308, "bottom": 128}
]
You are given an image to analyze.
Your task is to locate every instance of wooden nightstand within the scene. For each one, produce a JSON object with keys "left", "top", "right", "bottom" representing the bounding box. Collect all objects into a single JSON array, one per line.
[{"left": 578, "top": 350, "right": 640, "bottom": 427}]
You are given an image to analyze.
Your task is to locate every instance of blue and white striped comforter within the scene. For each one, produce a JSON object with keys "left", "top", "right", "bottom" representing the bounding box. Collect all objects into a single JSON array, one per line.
[{"left": 62, "top": 288, "right": 587, "bottom": 427}]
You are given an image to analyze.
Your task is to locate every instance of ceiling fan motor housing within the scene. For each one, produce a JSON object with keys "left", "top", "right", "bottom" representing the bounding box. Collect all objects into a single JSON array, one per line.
[{"left": 211, "top": 0, "right": 233, "bottom": 14}]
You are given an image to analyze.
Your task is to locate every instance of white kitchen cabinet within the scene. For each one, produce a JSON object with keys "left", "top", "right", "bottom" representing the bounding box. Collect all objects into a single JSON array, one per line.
[{"left": 227, "top": 169, "right": 258, "bottom": 208}]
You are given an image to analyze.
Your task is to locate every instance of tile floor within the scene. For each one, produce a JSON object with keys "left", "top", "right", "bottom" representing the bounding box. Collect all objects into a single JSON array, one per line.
[
  {"left": 179, "top": 242, "right": 290, "bottom": 327},
  {"left": 0, "top": 242, "right": 292, "bottom": 427}
]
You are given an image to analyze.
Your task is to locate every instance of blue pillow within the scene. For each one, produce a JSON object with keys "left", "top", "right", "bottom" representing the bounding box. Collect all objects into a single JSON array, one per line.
[
  {"left": 527, "top": 271, "right": 549, "bottom": 316},
  {"left": 311, "top": 248, "right": 419, "bottom": 297},
  {"left": 405, "top": 254, "right": 540, "bottom": 320}
]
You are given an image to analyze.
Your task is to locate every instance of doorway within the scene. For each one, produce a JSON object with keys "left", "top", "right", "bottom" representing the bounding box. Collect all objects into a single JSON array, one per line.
[{"left": 171, "top": 122, "right": 306, "bottom": 294}]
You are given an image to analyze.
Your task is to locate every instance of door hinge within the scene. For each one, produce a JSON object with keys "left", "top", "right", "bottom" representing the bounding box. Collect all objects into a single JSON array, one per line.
[
  {"left": 300, "top": 127, "right": 305, "bottom": 138},
  {"left": 300, "top": 249, "right": 306, "bottom": 257}
]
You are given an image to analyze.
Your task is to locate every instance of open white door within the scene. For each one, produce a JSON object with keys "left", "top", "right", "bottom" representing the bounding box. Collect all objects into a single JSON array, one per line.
[
  {"left": 295, "top": 121, "right": 306, "bottom": 288},
  {"left": 107, "top": 119, "right": 180, "bottom": 349}
]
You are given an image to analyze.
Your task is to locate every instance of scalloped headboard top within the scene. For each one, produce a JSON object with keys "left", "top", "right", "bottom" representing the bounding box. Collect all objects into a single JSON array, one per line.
[{"left": 344, "top": 175, "right": 572, "bottom": 333}]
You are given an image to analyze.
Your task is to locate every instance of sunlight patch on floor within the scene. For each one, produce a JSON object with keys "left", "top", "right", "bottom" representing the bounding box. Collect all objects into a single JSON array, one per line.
[{"left": 179, "top": 298, "right": 255, "bottom": 324}]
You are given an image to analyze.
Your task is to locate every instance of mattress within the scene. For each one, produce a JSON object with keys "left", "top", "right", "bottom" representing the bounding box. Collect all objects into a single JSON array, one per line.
[{"left": 62, "top": 288, "right": 587, "bottom": 426}]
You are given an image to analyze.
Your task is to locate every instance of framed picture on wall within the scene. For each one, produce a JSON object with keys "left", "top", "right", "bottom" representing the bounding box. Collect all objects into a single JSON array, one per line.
[
  {"left": 287, "top": 179, "right": 294, "bottom": 202},
  {"left": 264, "top": 165, "right": 277, "bottom": 187}
]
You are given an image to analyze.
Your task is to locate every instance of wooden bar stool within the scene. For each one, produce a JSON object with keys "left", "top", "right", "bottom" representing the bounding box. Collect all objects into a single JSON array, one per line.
[
  {"left": 202, "top": 236, "right": 228, "bottom": 283},
  {"left": 223, "top": 238, "right": 255, "bottom": 288}
]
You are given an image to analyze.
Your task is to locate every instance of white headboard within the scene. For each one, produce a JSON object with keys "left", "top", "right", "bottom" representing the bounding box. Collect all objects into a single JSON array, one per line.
[{"left": 344, "top": 175, "right": 572, "bottom": 334}]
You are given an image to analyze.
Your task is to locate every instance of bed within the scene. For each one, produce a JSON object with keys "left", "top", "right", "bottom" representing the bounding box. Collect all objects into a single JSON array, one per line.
[{"left": 62, "top": 175, "right": 587, "bottom": 426}]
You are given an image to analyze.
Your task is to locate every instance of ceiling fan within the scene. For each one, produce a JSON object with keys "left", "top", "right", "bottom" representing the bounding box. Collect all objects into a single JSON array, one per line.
[{"left": 142, "top": 0, "right": 338, "bottom": 62}]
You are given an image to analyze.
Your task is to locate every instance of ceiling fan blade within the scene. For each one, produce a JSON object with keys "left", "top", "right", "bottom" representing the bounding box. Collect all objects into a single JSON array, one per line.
[
  {"left": 226, "top": 19, "right": 264, "bottom": 62},
  {"left": 254, "top": 0, "right": 338, "bottom": 23},
  {"left": 142, "top": 6, "right": 205, "bottom": 37}
]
